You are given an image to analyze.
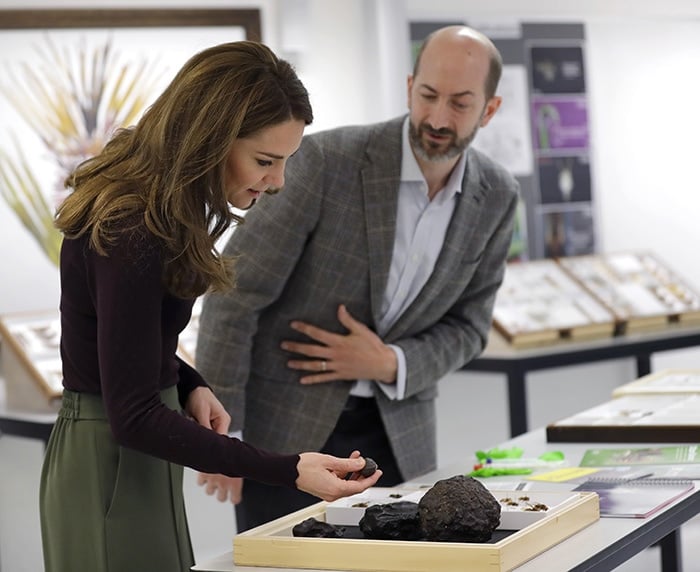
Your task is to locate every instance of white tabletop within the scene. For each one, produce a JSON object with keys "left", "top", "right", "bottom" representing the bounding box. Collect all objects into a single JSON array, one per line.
[{"left": 193, "top": 428, "right": 700, "bottom": 572}]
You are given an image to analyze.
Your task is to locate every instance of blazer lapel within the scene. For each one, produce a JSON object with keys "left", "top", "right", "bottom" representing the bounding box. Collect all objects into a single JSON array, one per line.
[
  {"left": 362, "top": 120, "right": 403, "bottom": 328},
  {"left": 385, "top": 149, "right": 489, "bottom": 340}
]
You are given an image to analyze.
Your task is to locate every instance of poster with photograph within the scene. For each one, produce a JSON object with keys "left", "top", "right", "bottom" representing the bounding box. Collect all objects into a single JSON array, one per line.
[
  {"left": 531, "top": 95, "right": 589, "bottom": 151},
  {"left": 530, "top": 45, "right": 586, "bottom": 94},
  {"left": 538, "top": 155, "right": 592, "bottom": 204},
  {"left": 539, "top": 206, "right": 595, "bottom": 258}
]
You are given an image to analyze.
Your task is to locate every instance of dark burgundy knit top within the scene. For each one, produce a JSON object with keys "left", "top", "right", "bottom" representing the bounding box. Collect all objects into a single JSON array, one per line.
[{"left": 58, "top": 225, "right": 299, "bottom": 486}]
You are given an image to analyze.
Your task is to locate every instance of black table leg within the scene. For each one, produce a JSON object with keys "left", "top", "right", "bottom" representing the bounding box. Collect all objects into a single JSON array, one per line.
[
  {"left": 636, "top": 354, "right": 652, "bottom": 377},
  {"left": 506, "top": 369, "right": 528, "bottom": 437},
  {"left": 0, "top": 419, "right": 53, "bottom": 448},
  {"left": 659, "top": 529, "right": 682, "bottom": 572}
]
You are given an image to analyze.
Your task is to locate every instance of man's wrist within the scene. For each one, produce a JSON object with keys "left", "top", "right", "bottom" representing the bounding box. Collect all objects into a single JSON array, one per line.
[{"left": 378, "top": 344, "right": 398, "bottom": 384}]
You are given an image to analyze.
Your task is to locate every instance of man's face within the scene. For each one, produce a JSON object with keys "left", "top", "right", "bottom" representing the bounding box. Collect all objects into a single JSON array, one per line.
[
  {"left": 407, "top": 35, "right": 499, "bottom": 163},
  {"left": 408, "top": 111, "right": 482, "bottom": 163}
]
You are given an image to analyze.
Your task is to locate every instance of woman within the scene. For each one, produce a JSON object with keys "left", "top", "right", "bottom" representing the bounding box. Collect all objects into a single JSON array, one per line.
[{"left": 39, "top": 41, "right": 381, "bottom": 572}]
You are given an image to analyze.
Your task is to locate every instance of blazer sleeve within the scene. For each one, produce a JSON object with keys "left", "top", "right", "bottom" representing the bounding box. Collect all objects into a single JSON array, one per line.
[{"left": 195, "top": 137, "right": 325, "bottom": 431}]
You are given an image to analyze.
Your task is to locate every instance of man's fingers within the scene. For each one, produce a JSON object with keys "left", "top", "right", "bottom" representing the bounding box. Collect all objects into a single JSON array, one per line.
[
  {"left": 337, "top": 304, "right": 368, "bottom": 333},
  {"left": 282, "top": 340, "right": 328, "bottom": 358},
  {"left": 290, "top": 320, "right": 336, "bottom": 345}
]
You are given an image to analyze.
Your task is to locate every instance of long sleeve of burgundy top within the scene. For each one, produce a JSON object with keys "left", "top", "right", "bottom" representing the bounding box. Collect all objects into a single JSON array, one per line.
[{"left": 58, "top": 225, "right": 299, "bottom": 487}]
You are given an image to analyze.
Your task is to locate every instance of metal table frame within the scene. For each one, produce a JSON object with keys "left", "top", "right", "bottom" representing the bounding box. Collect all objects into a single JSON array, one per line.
[
  {"left": 461, "top": 324, "right": 700, "bottom": 437},
  {"left": 0, "top": 413, "right": 54, "bottom": 444}
]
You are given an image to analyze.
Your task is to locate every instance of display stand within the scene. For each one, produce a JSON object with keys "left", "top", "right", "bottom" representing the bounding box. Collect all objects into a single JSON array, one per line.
[
  {"left": 0, "top": 378, "right": 55, "bottom": 445},
  {"left": 492, "top": 259, "right": 616, "bottom": 347},
  {"left": 492, "top": 252, "right": 700, "bottom": 348},
  {"left": 546, "top": 392, "right": 700, "bottom": 443},
  {"left": 462, "top": 323, "right": 700, "bottom": 438},
  {"left": 0, "top": 311, "right": 62, "bottom": 413}
]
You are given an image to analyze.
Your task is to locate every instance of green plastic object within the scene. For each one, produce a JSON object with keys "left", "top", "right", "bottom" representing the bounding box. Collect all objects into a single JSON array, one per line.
[{"left": 468, "top": 448, "right": 565, "bottom": 478}]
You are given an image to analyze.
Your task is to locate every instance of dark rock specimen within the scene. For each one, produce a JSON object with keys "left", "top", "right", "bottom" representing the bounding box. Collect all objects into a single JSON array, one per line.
[
  {"left": 360, "top": 457, "right": 378, "bottom": 477},
  {"left": 292, "top": 517, "right": 345, "bottom": 538},
  {"left": 358, "top": 501, "right": 423, "bottom": 540},
  {"left": 345, "top": 457, "right": 379, "bottom": 480},
  {"left": 418, "top": 475, "right": 501, "bottom": 542}
]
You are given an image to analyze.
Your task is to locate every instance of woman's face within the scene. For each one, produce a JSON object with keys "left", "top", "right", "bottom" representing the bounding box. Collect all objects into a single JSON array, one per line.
[{"left": 224, "top": 118, "right": 306, "bottom": 209}]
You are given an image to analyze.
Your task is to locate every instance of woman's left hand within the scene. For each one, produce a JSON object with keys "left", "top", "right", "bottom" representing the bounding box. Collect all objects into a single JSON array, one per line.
[{"left": 185, "top": 386, "right": 231, "bottom": 435}]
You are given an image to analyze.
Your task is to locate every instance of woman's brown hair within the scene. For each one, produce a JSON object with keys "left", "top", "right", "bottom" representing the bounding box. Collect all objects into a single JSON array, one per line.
[{"left": 55, "top": 41, "right": 313, "bottom": 298}]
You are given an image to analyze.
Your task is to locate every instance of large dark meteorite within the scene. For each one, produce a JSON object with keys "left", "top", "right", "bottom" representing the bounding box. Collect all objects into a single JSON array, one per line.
[
  {"left": 358, "top": 501, "right": 423, "bottom": 540},
  {"left": 418, "top": 475, "right": 501, "bottom": 542}
]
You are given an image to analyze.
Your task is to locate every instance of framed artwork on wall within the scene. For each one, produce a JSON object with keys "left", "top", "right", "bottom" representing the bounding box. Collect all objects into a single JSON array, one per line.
[{"left": 0, "top": 8, "right": 261, "bottom": 266}]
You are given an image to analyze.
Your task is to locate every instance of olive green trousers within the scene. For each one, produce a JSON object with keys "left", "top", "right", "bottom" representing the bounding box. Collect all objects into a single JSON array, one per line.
[{"left": 40, "top": 387, "right": 194, "bottom": 572}]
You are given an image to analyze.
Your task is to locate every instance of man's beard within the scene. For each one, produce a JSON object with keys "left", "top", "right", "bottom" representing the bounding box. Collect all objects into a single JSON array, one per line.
[{"left": 409, "top": 120, "right": 479, "bottom": 163}]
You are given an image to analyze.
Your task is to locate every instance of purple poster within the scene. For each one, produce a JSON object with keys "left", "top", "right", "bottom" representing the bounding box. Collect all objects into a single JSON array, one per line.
[{"left": 531, "top": 96, "right": 589, "bottom": 151}]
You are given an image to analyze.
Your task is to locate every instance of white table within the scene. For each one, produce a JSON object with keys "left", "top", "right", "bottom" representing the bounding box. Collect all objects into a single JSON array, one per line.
[{"left": 192, "top": 428, "right": 700, "bottom": 572}]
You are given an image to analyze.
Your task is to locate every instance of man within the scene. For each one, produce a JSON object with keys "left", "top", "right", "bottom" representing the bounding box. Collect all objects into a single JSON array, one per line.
[{"left": 195, "top": 25, "right": 519, "bottom": 531}]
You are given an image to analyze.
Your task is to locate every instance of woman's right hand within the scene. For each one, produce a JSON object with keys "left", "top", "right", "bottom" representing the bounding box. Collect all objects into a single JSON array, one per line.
[{"left": 294, "top": 451, "right": 382, "bottom": 501}]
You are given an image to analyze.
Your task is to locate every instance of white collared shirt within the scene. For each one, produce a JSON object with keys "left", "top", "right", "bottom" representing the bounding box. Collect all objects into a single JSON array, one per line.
[{"left": 352, "top": 118, "right": 466, "bottom": 400}]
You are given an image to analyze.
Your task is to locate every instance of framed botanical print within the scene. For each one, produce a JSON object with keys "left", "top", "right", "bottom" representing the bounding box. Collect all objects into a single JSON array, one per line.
[{"left": 0, "top": 8, "right": 261, "bottom": 265}]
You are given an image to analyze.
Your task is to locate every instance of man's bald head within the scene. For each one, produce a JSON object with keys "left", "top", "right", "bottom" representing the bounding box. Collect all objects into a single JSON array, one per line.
[{"left": 412, "top": 26, "right": 503, "bottom": 100}]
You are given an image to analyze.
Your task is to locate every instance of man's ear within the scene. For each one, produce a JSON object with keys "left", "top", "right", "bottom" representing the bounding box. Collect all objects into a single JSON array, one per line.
[{"left": 480, "top": 95, "right": 502, "bottom": 127}]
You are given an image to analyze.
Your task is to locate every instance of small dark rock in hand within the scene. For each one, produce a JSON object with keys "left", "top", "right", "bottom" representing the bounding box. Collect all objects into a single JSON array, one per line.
[
  {"left": 345, "top": 456, "right": 379, "bottom": 480},
  {"left": 360, "top": 457, "right": 378, "bottom": 477}
]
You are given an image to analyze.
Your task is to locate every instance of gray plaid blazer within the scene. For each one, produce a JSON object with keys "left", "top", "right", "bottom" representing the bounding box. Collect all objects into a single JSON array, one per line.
[{"left": 195, "top": 116, "right": 518, "bottom": 481}]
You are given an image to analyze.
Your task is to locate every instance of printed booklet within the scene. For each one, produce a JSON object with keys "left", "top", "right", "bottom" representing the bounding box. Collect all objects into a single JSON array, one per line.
[{"left": 573, "top": 478, "right": 694, "bottom": 518}]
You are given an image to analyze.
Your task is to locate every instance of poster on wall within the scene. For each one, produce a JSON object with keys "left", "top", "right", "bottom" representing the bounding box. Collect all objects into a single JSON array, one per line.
[
  {"left": 537, "top": 155, "right": 591, "bottom": 204},
  {"left": 531, "top": 95, "right": 589, "bottom": 152},
  {"left": 539, "top": 206, "right": 595, "bottom": 258},
  {"left": 530, "top": 45, "right": 586, "bottom": 94},
  {"left": 472, "top": 65, "right": 533, "bottom": 177},
  {"left": 526, "top": 38, "right": 594, "bottom": 259}
]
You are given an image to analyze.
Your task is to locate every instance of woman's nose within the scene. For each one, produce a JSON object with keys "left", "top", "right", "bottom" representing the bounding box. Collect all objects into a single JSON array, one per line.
[{"left": 264, "top": 165, "right": 285, "bottom": 190}]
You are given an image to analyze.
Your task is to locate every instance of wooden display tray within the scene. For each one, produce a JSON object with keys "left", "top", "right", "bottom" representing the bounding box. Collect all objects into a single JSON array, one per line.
[
  {"left": 558, "top": 252, "right": 700, "bottom": 333},
  {"left": 546, "top": 394, "right": 700, "bottom": 443},
  {"left": 492, "top": 259, "right": 616, "bottom": 349},
  {"left": 494, "top": 322, "right": 614, "bottom": 349},
  {"left": 0, "top": 310, "right": 62, "bottom": 412},
  {"left": 612, "top": 369, "right": 700, "bottom": 397},
  {"left": 0, "top": 306, "right": 201, "bottom": 411},
  {"left": 233, "top": 491, "right": 599, "bottom": 572},
  {"left": 492, "top": 251, "right": 700, "bottom": 348}
]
